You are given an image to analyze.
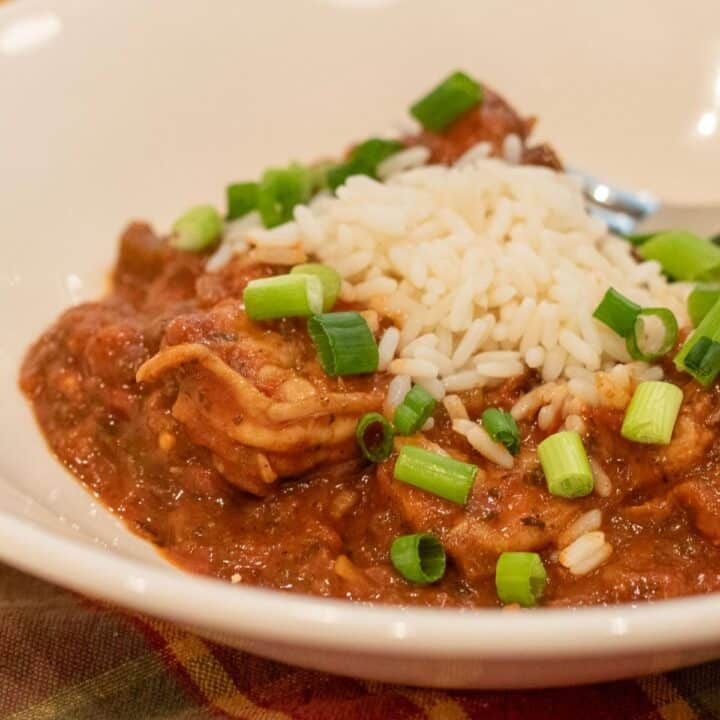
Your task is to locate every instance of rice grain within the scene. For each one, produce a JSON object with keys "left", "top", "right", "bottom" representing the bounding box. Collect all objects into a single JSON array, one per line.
[
  {"left": 377, "top": 327, "right": 400, "bottom": 371},
  {"left": 388, "top": 358, "right": 439, "bottom": 379},
  {"left": 442, "top": 395, "right": 469, "bottom": 420},
  {"left": 558, "top": 510, "right": 603, "bottom": 549},
  {"left": 464, "top": 424, "right": 514, "bottom": 469},
  {"left": 590, "top": 457, "right": 613, "bottom": 498},
  {"left": 559, "top": 531, "right": 613, "bottom": 576}
]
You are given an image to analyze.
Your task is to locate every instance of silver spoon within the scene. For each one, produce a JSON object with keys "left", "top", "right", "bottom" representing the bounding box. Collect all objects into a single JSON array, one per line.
[{"left": 569, "top": 168, "right": 720, "bottom": 239}]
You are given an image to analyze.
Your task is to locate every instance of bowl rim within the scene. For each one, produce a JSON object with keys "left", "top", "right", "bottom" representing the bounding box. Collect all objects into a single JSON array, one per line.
[
  {"left": 1, "top": 510, "right": 719, "bottom": 658},
  {"left": 4, "top": 0, "right": 720, "bottom": 662}
]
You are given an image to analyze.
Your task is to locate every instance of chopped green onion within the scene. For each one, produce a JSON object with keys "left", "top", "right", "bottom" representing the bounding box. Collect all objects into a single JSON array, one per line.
[
  {"left": 308, "top": 161, "right": 333, "bottom": 194},
  {"left": 171, "top": 205, "right": 222, "bottom": 251},
  {"left": 481, "top": 408, "right": 520, "bottom": 455},
  {"left": 351, "top": 138, "right": 404, "bottom": 172},
  {"left": 688, "top": 284, "right": 720, "bottom": 327},
  {"left": 621, "top": 381, "right": 683, "bottom": 445},
  {"left": 410, "top": 71, "right": 484, "bottom": 132},
  {"left": 675, "top": 297, "right": 720, "bottom": 384},
  {"left": 592, "top": 288, "right": 641, "bottom": 338},
  {"left": 593, "top": 289, "right": 677, "bottom": 361},
  {"left": 537, "top": 431, "right": 593, "bottom": 498},
  {"left": 307, "top": 312, "right": 379, "bottom": 376},
  {"left": 625, "top": 307, "right": 678, "bottom": 361},
  {"left": 639, "top": 230, "right": 720, "bottom": 281},
  {"left": 290, "top": 263, "right": 341, "bottom": 312},
  {"left": 393, "top": 445, "right": 477, "bottom": 505},
  {"left": 393, "top": 385, "right": 436, "bottom": 435},
  {"left": 257, "top": 165, "right": 311, "bottom": 228},
  {"left": 327, "top": 138, "right": 403, "bottom": 191},
  {"left": 683, "top": 337, "right": 720, "bottom": 385},
  {"left": 243, "top": 274, "right": 323, "bottom": 321},
  {"left": 327, "top": 163, "right": 359, "bottom": 192},
  {"left": 495, "top": 552, "right": 547, "bottom": 607},
  {"left": 623, "top": 231, "right": 664, "bottom": 247},
  {"left": 685, "top": 335, "right": 713, "bottom": 370},
  {"left": 390, "top": 533, "right": 446, "bottom": 584},
  {"left": 226, "top": 182, "right": 258, "bottom": 220},
  {"left": 326, "top": 165, "right": 351, "bottom": 192},
  {"left": 356, "top": 412, "right": 394, "bottom": 462}
]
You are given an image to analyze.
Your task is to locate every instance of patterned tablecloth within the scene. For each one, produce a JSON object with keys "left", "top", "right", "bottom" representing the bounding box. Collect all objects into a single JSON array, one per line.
[{"left": 0, "top": 562, "right": 718, "bottom": 720}]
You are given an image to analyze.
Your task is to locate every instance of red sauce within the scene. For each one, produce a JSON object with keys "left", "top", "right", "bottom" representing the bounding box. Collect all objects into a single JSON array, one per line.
[
  {"left": 18, "top": 85, "right": 720, "bottom": 608},
  {"left": 19, "top": 224, "right": 720, "bottom": 607}
]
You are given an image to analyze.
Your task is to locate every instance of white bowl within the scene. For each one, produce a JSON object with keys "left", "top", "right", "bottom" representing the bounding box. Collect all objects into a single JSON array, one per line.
[{"left": 2, "top": 0, "right": 720, "bottom": 689}]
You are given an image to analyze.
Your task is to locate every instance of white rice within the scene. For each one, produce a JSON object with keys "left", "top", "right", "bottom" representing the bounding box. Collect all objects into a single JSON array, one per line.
[
  {"left": 558, "top": 510, "right": 603, "bottom": 549},
  {"left": 455, "top": 141, "right": 493, "bottom": 167},
  {"left": 537, "top": 385, "right": 567, "bottom": 431},
  {"left": 451, "top": 419, "right": 514, "bottom": 469},
  {"left": 564, "top": 413, "right": 586, "bottom": 433},
  {"left": 246, "top": 222, "right": 300, "bottom": 247},
  {"left": 525, "top": 346, "right": 545, "bottom": 368},
  {"left": 559, "top": 531, "right": 613, "bottom": 576},
  {"left": 415, "top": 376, "right": 446, "bottom": 401},
  {"left": 384, "top": 374, "right": 411, "bottom": 417},
  {"left": 205, "top": 241, "right": 235, "bottom": 272},
  {"left": 210, "top": 156, "right": 689, "bottom": 418},
  {"left": 442, "top": 370, "right": 484, "bottom": 393},
  {"left": 589, "top": 457, "right": 613, "bottom": 498},
  {"left": 377, "top": 326, "right": 400, "bottom": 371},
  {"left": 377, "top": 146, "right": 431, "bottom": 180},
  {"left": 388, "top": 358, "right": 438, "bottom": 379},
  {"left": 502, "top": 133, "right": 523, "bottom": 164},
  {"left": 442, "top": 394, "right": 469, "bottom": 420}
]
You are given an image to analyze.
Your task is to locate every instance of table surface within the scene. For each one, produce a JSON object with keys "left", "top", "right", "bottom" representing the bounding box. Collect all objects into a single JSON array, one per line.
[{"left": 0, "top": 562, "right": 718, "bottom": 720}]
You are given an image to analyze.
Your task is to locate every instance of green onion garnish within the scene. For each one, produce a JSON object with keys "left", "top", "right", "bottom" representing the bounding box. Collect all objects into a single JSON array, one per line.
[
  {"left": 393, "top": 385, "right": 437, "bottom": 435},
  {"left": 481, "top": 408, "right": 520, "bottom": 455},
  {"left": 593, "top": 289, "right": 677, "bottom": 361},
  {"left": 623, "top": 231, "right": 664, "bottom": 247},
  {"left": 393, "top": 445, "right": 477, "bottom": 505},
  {"left": 390, "top": 533, "right": 446, "bottom": 585},
  {"left": 290, "top": 263, "right": 341, "bottom": 312},
  {"left": 688, "top": 284, "right": 720, "bottom": 327},
  {"left": 243, "top": 274, "right": 323, "bottom": 321},
  {"left": 495, "top": 552, "right": 547, "bottom": 608},
  {"left": 620, "top": 381, "right": 683, "bottom": 445},
  {"left": 675, "top": 297, "right": 720, "bottom": 384},
  {"left": 682, "top": 337, "right": 720, "bottom": 385},
  {"left": 226, "top": 182, "right": 258, "bottom": 221},
  {"left": 327, "top": 138, "right": 403, "bottom": 191},
  {"left": 307, "top": 312, "right": 379, "bottom": 376},
  {"left": 592, "top": 288, "right": 641, "bottom": 338},
  {"left": 410, "top": 71, "right": 484, "bottom": 132},
  {"left": 537, "top": 431, "right": 593, "bottom": 498},
  {"left": 257, "top": 164, "right": 311, "bottom": 228},
  {"left": 356, "top": 412, "right": 394, "bottom": 463},
  {"left": 326, "top": 164, "right": 356, "bottom": 192},
  {"left": 171, "top": 205, "right": 222, "bottom": 252},
  {"left": 308, "top": 161, "right": 333, "bottom": 194},
  {"left": 351, "top": 138, "right": 404, "bottom": 171},
  {"left": 639, "top": 230, "right": 720, "bottom": 281},
  {"left": 625, "top": 307, "right": 678, "bottom": 362}
]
